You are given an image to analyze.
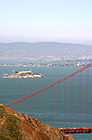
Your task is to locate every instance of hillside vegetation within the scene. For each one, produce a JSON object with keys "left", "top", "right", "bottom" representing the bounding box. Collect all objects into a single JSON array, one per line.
[{"left": 0, "top": 104, "right": 75, "bottom": 140}]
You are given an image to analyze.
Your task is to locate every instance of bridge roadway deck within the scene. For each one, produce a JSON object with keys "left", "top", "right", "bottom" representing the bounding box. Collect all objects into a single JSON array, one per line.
[{"left": 58, "top": 127, "right": 92, "bottom": 134}]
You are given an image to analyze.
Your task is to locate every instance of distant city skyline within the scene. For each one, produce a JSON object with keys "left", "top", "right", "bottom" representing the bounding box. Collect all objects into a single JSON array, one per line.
[{"left": 0, "top": 0, "right": 92, "bottom": 45}]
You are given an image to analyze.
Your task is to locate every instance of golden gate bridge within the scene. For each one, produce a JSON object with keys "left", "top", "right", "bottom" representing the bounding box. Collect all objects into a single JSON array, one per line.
[{"left": 6, "top": 63, "right": 92, "bottom": 134}]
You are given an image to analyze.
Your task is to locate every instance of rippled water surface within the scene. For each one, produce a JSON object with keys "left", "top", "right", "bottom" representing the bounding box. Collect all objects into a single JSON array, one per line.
[{"left": 0, "top": 62, "right": 92, "bottom": 140}]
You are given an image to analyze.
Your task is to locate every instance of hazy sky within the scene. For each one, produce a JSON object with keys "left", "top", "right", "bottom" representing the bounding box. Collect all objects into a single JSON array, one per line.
[{"left": 0, "top": 0, "right": 92, "bottom": 44}]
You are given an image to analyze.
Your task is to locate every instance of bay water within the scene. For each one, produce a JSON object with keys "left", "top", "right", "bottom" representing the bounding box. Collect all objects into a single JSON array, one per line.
[{"left": 0, "top": 62, "right": 92, "bottom": 140}]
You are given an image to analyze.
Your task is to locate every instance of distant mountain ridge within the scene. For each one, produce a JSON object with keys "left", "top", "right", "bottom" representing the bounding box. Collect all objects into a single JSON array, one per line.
[{"left": 0, "top": 42, "right": 92, "bottom": 61}]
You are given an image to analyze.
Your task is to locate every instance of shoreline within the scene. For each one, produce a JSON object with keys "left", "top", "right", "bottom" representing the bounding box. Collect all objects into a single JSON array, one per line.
[{"left": 0, "top": 63, "right": 87, "bottom": 67}]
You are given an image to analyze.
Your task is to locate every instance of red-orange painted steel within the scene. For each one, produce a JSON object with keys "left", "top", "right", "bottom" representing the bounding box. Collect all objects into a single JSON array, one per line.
[
  {"left": 6, "top": 63, "right": 92, "bottom": 107},
  {"left": 59, "top": 127, "right": 92, "bottom": 134}
]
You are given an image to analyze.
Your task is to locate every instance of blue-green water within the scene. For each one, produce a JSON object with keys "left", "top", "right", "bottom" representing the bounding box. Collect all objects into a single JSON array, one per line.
[{"left": 0, "top": 65, "right": 92, "bottom": 140}]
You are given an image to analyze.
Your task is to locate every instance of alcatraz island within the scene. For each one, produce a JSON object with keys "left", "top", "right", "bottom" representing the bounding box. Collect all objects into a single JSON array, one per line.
[{"left": 2, "top": 70, "right": 45, "bottom": 79}]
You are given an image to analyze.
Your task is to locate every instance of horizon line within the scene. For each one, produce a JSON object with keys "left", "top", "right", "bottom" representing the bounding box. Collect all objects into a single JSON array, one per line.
[{"left": 0, "top": 41, "right": 90, "bottom": 46}]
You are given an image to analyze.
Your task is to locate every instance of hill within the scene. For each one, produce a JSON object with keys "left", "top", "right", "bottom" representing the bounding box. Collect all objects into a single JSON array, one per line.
[
  {"left": 0, "top": 42, "right": 92, "bottom": 61},
  {"left": 0, "top": 104, "right": 74, "bottom": 140}
]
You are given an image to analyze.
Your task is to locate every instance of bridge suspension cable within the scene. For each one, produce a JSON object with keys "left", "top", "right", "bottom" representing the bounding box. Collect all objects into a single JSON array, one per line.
[
  {"left": 6, "top": 62, "right": 92, "bottom": 134},
  {"left": 6, "top": 63, "right": 92, "bottom": 107}
]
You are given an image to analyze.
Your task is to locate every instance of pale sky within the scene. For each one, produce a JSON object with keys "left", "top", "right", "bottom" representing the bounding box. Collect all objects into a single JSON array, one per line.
[{"left": 0, "top": 0, "right": 92, "bottom": 44}]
